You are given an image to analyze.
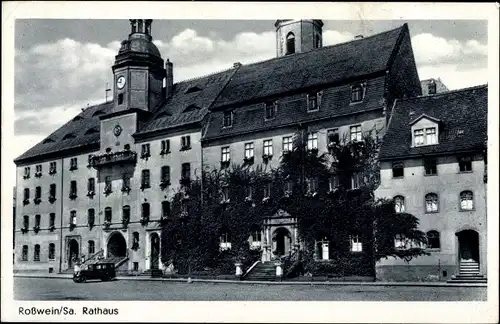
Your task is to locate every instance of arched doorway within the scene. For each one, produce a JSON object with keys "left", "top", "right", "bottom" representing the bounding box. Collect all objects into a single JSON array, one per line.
[
  {"left": 107, "top": 232, "right": 127, "bottom": 258},
  {"left": 273, "top": 227, "right": 291, "bottom": 257},
  {"left": 150, "top": 233, "right": 160, "bottom": 269},
  {"left": 68, "top": 239, "right": 79, "bottom": 267},
  {"left": 457, "top": 230, "right": 480, "bottom": 274}
]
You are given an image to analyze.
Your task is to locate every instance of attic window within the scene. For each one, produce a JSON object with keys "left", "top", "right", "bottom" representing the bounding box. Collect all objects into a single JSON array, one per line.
[
  {"left": 92, "top": 110, "right": 105, "bottom": 117},
  {"left": 62, "top": 133, "right": 76, "bottom": 140},
  {"left": 351, "top": 83, "right": 366, "bottom": 103},
  {"left": 183, "top": 104, "right": 200, "bottom": 113},
  {"left": 43, "top": 138, "right": 55, "bottom": 144},
  {"left": 85, "top": 127, "right": 99, "bottom": 135},
  {"left": 73, "top": 116, "right": 83, "bottom": 121},
  {"left": 185, "top": 86, "right": 202, "bottom": 94}
]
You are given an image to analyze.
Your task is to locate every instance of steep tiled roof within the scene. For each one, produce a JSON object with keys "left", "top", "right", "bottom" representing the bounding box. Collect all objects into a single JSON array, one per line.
[
  {"left": 212, "top": 24, "right": 406, "bottom": 108},
  {"left": 379, "top": 85, "right": 487, "bottom": 160},
  {"left": 135, "top": 68, "right": 236, "bottom": 136},
  {"left": 14, "top": 102, "right": 113, "bottom": 163}
]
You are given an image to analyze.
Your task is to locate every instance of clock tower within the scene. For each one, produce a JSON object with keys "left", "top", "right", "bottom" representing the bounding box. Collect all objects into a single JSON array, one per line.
[{"left": 112, "top": 19, "right": 165, "bottom": 113}]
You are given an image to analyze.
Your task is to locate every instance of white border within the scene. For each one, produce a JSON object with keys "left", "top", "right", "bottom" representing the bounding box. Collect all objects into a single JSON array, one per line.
[{"left": 2, "top": 2, "right": 499, "bottom": 323}]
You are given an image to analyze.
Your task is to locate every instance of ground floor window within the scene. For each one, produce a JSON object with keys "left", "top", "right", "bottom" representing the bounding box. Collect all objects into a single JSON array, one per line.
[
  {"left": 22, "top": 245, "right": 28, "bottom": 261},
  {"left": 34, "top": 244, "right": 40, "bottom": 261},
  {"left": 220, "top": 232, "right": 232, "bottom": 251},
  {"left": 426, "top": 230, "right": 440, "bottom": 250},
  {"left": 350, "top": 235, "right": 363, "bottom": 252},
  {"left": 316, "top": 237, "right": 330, "bottom": 260},
  {"left": 88, "top": 240, "right": 95, "bottom": 255},
  {"left": 48, "top": 243, "right": 55, "bottom": 260}
]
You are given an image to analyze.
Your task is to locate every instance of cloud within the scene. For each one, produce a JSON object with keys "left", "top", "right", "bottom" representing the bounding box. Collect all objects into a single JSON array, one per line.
[{"left": 323, "top": 30, "right": 355, "bottom": 46}]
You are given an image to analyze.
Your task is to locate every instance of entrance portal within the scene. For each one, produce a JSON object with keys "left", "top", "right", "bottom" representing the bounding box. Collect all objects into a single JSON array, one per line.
[
  {"left": 107, "top": 232, "right": 127, "bottom": 258},
  {"left": 457, "top": 230, "right": 479, "bottom": 262},
  {"left": 150, "top": 233, "right": 160, "bottom": 269},
  {"left": 68, "top": 239, "right": 79, "bottom": 267},
  {"left": 273, "top": 227, "right": 291, "bottom": 257}
]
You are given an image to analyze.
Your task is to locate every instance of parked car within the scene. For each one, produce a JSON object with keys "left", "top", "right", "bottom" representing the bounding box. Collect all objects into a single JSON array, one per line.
[{"left": 73, "top": 262, "right": 116, "bottom": 283}]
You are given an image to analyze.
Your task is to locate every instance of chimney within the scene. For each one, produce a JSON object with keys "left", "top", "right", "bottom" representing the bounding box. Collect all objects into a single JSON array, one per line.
[
  {"left": 233, "top": 62, "right": 242, "bottom": 69},
  {"left": 165, "top": 59, "right": 173, "bottom": 99},
  {"left": 354, "top": 34, "right": 364, "bottom": 39}
]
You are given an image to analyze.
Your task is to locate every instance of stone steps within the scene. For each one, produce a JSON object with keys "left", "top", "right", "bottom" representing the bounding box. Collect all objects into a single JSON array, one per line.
[{"left": 243, "top": 262, "right": 277, "bottom": 281}]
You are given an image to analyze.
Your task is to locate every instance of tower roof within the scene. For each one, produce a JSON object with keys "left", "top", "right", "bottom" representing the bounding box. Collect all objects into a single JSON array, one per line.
[{"left": 117, "top": 19, "right": 161, "bottom": 59}]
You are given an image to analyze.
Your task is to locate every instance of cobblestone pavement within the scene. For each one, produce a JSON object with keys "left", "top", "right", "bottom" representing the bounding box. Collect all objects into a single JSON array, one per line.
[{"left": 14, "top": 277, "right": 486, "bottom": 301}]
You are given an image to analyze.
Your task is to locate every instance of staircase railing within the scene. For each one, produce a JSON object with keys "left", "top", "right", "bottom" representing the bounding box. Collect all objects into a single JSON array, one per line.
[
  {"left": 81, "top": 249, "right": 104, "bottom": 267},
  {"left": 243, "top": 260, "right": 261, "bottom": 278}
]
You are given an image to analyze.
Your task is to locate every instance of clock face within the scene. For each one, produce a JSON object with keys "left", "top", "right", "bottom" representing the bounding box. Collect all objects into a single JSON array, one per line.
[
  {"left": 116, "top": 76, "right": 126, "bottom": 89},
  {"left": 114, "top": 124, "right": 123, "bottom": 137}
]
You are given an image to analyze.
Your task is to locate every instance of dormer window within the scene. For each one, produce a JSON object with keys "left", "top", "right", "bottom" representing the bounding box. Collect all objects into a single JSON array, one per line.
[
  {"left": 413, "top": 127, "right": 437, "bottom": 146},
  {"left": 414, "top": 129, "right": 424, "bottom": 146},
  {"left": 350, "top": 83, "right": 365, "bottom": 103},
  {"left": 426, "top": 127, "right": 437, "bottom": 145},
  {"left": 307, "top": 92, "right": 322, "bottom": 112},
  {"left": 223, "top": 111, "right": 233, "bottom": 128},
  {"left": 265, "top": 101, "right": 277, "bottom": 120}
]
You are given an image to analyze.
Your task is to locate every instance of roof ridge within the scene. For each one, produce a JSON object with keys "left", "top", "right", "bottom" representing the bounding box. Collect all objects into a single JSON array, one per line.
[
  {"left": 223, "top": 24, "right": 406, "bottom": 71},
  {"left": 175, "top": 67, "right": 235, "bottom": 85},
  {"left": 403, "top": 84, "right": 488, "bottom": 101}
]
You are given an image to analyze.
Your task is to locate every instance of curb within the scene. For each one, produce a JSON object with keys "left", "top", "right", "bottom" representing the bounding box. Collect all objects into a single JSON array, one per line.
[{"left": 13, "top": 274, "right": 487, "bottom": 288}]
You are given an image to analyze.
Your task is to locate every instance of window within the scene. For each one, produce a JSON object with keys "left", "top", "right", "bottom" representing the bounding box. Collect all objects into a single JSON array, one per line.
[
  {"left": 161, "top": 139, "right": 170, "bottom": 154},
  {"left": 327, "top": 129, "right": 339, "bottom": 146},
  {"left": 181, "top": 163, "right": 191, "bottom": 181},
  {"left": 307, "top": 132, "right": 318, "bottom": 151},
  {"left": 181, "top": 136, "right": 191, "bottom": 150},
  {"left": 142, "top": 203, "right": 150, "bottom": 220},
  {"left": 263, "top": 182, "right": 272, "bottom": 198},
  {"left": 35, "top": 186, "right": 41, "bottom": 203},
  {"left": 394, "top": 196, "right": 405, "bottom": 213},
  {"left": 282, "top": 136, "right": 293, "bottom": 153},
  {"left": 70, "top": 157, "right": 78, "bottom": 170},
  {"left": 48, "top": 243, "right": 55, "bottom": 260},
  {"left": 162, "top": 201, "right": 171, "bottom": 218},
  {"left": 250, "top": 225, "right": 262, "bottom": 249},
  {"left": 426, "top": 231, "right": 440, "bottom": 249},
  {"left": 35, "top": 164, "right": 42, "bottom": 177},
  {"left": 414, "top": 129, "right": 425, "bottom": 146},
  {"left": 350, "top": 235, "right": 363, "bottom": 252},
  {"left": 307, "top": 92, "right": 321, "bottom": 111},
  {"left": 88, "top": 240, "right": 95, "bottom": 255},
  {"left": 23, "top": 215, "right": 29, "bottom": 229},
  {"left": 87, "top": 154, "right": 93, "bottom": 167},
  {"left": 49, "top": 184, "right": 56, "bottom": 200},
  {"left": 306, "top": 177, "right": 319, "bottom": 193},
  {"left": 70, "top": 210, "right": 77, "bottom": 226},
  {"left": 103, "top": 176, "right": 111, "bottom": 194},
  {"left": 122, "top": 173, "right": 130, "bottom": 192},
  {"left": 459, "top": 156, "right": 473, "bottom": 172},
  {"left": 24, "top": 167, "right": 31, "bottom": 179},
  {"left": 87, "top": 209, "right": 95, "bottom": 227},
  {"left": 392, "top": 162, "right": 404, "bottom": 178},
  {"left": 141, "top": 169, "right": 150, "bottom": 189},
  {"left": 425, "top": 193, "right": 439, "bottom": 213},
  {"left": 351, "top": 172, "right": 362, "bottom": 189},
  {"left": 221, "top": 146, "right": 230, "bottom": 163},
  {"left": 121, "top": 205, "right": 130, "bottom": 224},
  {"left": 329, "top": 175, "right": 339, "bottom": 192},
  {"left": 244, "top": 142, "right": 254, "bottom": 159},
  {"left": 132, "top": 233, "right": 139, "bottom": 248},
  {"left": 350, "top": 125, "right": 362, "bottom": 142},
  {"left": 23, "top": 188, "right": 30, "bottom": 202},
  {"left": 424, "top": 158, "right": 437, "bottom": 175},
  {"left": 263, "top": 140, "right": 273, "bottom": 157},
  {"left": 265, "top": 101, "right": 276, "bottom": 120},
  {"left": 428, "top": 81, "right": 437, "bottom": 95},
  {"left": 351, "top": 84, "right": 364, "bottom": 103},
  {"left": 34, "top": 244, "right": 40, "bottom": 261},
  {"left": 315, "top": 34, "right": 321, "bottom": 48},
  {"left": 22, "top": 245, "right": 29, "bottom": 261},
  {"left": 104, "top": 207, "right": 112, "bottom": 222},
  {"left": 161, "top": 166, "right": 171, "bottom": 184},
  {"left": 49, "top": 213, "right": 55, "bottom": 228},
  {"left": 35, "top": 214, "right": 41, "bottom": 228},
  {"left": 87, "top": 178, "right": 95, "bottom": 194},
  {"left": 460, "top": 191, "right": 474, "bottom": 210},
  {"left": 70, "top": 181, "right": 77, "bottom": 198},
  {"left": 426, "top": 127, "right": 437, "bottom": 145},
  {"left": 141, "top": 144, "right": 151, "bottom": 158},
  {"left": 286, "top": 32, "right": 295, "bottom": 55},
  {"left": 284, "top": 180, "right": 294, "bottom": 195},
  {"left": 223, "top": 111, "right": 233, "bottom": 127},
  {"left": 49, "top": 162, "right": 57, "bottom": 174},
  {"left": 219, "top": 232, "right": 232, "bottom": 251},
  {"left": 118, "top": 93, "right": 124, "bottom": 105}
]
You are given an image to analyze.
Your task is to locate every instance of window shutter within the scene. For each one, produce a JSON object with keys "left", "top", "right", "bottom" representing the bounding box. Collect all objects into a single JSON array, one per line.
[{"left": 317, "top": 91, "right": 323, "bottom": 108}]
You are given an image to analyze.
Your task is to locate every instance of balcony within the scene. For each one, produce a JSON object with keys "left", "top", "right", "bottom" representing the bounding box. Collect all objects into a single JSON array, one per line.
[{"left": 91, "top": 150, "right": 137, "bottom": 168}]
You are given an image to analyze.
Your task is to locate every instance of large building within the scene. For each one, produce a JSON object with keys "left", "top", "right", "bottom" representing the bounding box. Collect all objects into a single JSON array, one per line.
[
  {"left": 14, "top": 19, "right": 485, "bottom": 281},
  {"left": 375, "top": 85, "right": 488, "bottom": 281}
]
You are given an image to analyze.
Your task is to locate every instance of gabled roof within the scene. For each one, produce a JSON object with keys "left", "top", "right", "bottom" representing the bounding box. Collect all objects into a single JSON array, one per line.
[
  {"left": 212, "top": 24, "right": 407, "bottom": 109},
  {"left": 409, "top": 113, "right": 441, "bottom": 125},
  {"left": 379, "top": 85, "right": 487, "bottom": 160}
]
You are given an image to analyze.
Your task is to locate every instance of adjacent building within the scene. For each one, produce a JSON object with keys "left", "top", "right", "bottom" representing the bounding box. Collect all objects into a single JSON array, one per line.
[{"left": 375, "top": 85, "right": 488, "bottom": 281}]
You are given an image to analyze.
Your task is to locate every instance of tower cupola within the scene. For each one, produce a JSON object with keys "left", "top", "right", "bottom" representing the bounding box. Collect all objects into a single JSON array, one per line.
[{"left": 275, "top": 19, "right": 323, "bottom": 57}]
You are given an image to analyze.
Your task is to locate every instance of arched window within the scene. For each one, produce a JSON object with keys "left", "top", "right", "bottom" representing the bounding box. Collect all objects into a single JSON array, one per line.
[
  {"left": 104, "top": 207, "right": 112, "bottom": 222},
  {"left": 22, "top": 245, "right": 28, "bottom": 261},
  {"left": 426, "top": 230, "right": 440, "bottom": 249},
  {"left": 48, "top": 243, "right": 55, "bottom": 260},
  {"left": 425, "top": 193, "right": 439, "bottom": 213},
  {"left": 286, "top": 32, "right": 295, "bottom": 55},
  {"left": 394, "top": 196, "right": 405, "bottom": 213},
  {"left": 88, "top": 240, "right": 95, "bottom": 255},
  {"left": 132, "top": 232, "right": 140, "bottom": 250},
  {"left": 23, "top": 215, "right": 29, "bottom": 229},
  {"left": 122, "top": 205, "right": 131, "bottom": 223},
  {"left": 34, "top": 244, "right": 40, "bottom": 261},
  {"left": 460, "top": 191, "right": 474, "bottom": 210},
  {"left": 162, "top": 201, "right": 170, "bottom": 218}
]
